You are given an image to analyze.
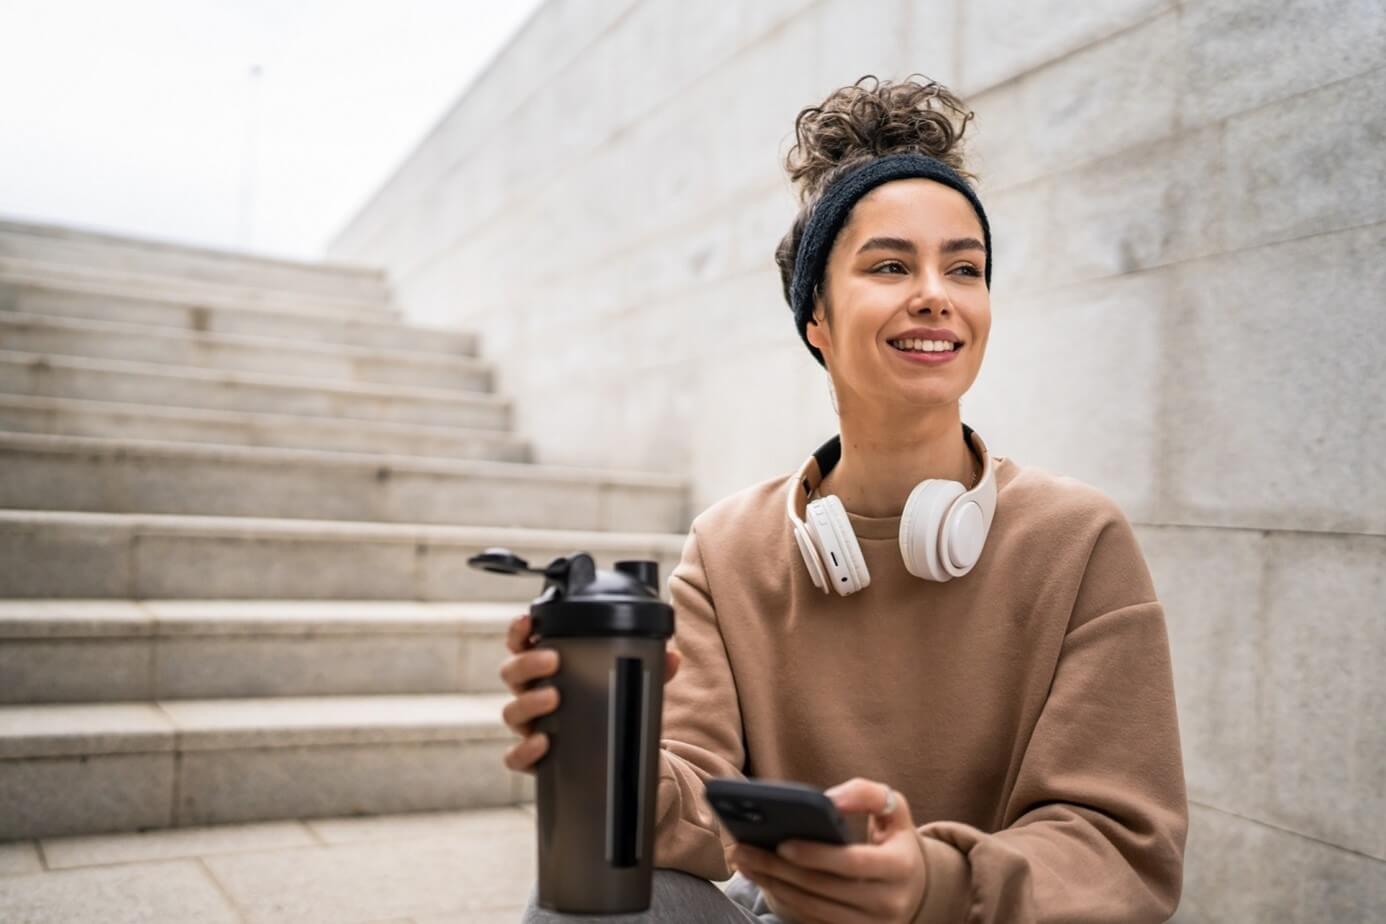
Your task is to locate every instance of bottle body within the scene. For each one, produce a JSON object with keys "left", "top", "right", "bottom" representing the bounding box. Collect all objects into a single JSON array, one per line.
[{"left": 532, "top": 634, "right": 668, "bottom": 914}]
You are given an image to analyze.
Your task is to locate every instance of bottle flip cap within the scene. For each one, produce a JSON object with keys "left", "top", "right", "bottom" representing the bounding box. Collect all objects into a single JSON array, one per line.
[{"left": 467, "top": 547, "right": 674, "bottom": 639}]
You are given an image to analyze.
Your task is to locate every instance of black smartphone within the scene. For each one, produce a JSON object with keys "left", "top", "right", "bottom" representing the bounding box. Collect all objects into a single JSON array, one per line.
[{"left": 704, "top": 778, "right": 861, "bottom": 851}]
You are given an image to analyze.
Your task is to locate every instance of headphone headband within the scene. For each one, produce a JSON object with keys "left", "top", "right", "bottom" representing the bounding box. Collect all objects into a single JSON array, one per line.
[{"left": 787, "top": 424, "right": 992, "bottom": 524}]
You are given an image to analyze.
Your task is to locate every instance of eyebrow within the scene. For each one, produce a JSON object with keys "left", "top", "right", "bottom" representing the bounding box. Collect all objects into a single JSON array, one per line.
[{"left": 855, "top": 235, "right": 987, "bottom": 256}]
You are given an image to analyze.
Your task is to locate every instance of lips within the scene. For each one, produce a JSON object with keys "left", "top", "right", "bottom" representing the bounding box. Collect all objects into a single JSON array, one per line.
[{"left": 889, "top": 341, "right": 963, "bottom": 365}]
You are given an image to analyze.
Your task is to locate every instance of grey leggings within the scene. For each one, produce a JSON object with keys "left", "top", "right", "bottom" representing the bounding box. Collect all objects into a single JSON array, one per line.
[{"left": 520, "top": 869, "right": 784, "bottom": 922}]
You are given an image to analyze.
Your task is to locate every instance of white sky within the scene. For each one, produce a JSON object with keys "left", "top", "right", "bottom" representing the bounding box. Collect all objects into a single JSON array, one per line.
[{"left": 0, "top": 0, "right": 544, "bottom": 260}]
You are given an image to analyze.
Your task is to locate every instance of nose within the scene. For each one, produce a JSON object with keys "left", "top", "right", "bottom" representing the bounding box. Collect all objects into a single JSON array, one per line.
[
  {"left": 907, "top": 268, "right": 952, "bottom": 315},
  {"left": 907, "top": 292, "right": 951, "bottom": 317}
]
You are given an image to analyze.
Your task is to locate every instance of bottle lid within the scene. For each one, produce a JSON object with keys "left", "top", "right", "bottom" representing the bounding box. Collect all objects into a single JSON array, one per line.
[{"left": 466, "top": 547, "right": 674, "bottom": 640}]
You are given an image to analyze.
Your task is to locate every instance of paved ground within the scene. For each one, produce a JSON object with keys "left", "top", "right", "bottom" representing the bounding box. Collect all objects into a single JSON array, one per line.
[{"left": 0, "top": 805, "right": 541, "bottom": 923}]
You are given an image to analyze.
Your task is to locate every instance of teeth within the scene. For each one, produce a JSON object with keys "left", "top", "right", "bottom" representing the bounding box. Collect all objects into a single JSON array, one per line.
[{"left": 890, "top": 338, "right": 957, "bottom": 353}]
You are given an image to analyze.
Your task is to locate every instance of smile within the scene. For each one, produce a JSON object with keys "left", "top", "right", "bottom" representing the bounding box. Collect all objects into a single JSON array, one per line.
[{"left": 887, "top": 341, "right": 962, "bottom": 365}]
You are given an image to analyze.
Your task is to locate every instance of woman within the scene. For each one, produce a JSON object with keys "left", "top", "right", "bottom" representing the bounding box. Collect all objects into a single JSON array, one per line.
[{"left": 505, "top": 74, "right": 1188, "bottom": 923}]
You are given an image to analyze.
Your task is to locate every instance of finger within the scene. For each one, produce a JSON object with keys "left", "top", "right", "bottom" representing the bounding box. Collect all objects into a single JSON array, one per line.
[
  {"left": 502, "top": 732, "right": 549, "bottom": 773},
  {"left": 874, "top": 786, "right": 913, "bottom": 835},
  {"left": 741, "top": 868, "right": 878, "bottom": 924},
  {"left": 826, "top": 777, "right": 913, "bottom": 832},
  {"left": 733, "top": 844, "right": 859, "bottom": 894},
  {"left": 664, "top": 648, "right": 681, "bottom": 683},
  {"left": 774, "top": 839, "right": 904, "bottom": 882},
  {"left": 823, "top": 777, "right": 883, "bottom": 813},
  {"left": 498, "top": 648, "right": 560, "bottom": 693},
  {"left": 501, "top": 686, "right": 561, "bottom": 733},
  {"left": 505, "top": 613, "right": 534, "bottom": 654}
]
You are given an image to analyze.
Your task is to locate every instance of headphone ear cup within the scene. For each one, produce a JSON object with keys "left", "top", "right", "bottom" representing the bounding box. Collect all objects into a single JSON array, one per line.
[
  {"left": 807, "top": 495, "right": 870, "bottom": 595},
  {"left": 942, "top": 499, "right": 988, "bottom": 576},
  {"left": 900, "top": 479, "right": 965, "bottom": 582}
]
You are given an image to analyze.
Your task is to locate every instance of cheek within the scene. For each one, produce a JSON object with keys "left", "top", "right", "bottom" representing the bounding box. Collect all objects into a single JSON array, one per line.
[
  {"left": 968, "top": 306, "right": 992, "bottom": 347},
  {"left": 967, "top": 332, "right": 989, "bottom": 367}
]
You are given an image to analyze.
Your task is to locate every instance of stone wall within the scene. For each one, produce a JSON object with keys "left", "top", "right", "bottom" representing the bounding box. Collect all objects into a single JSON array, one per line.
[{"left": 328, "top": 1, "right": 1386, "bottom": 918}]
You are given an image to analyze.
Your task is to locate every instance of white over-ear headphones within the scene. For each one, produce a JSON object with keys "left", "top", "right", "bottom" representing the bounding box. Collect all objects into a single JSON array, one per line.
[{"left": 786, "top": 424, "right": 1000, "bottom": 595}]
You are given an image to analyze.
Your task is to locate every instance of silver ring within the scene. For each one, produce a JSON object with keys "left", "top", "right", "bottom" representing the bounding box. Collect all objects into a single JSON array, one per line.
[{"left": 878, "top": 786, "right": 897, "bottom": 816}]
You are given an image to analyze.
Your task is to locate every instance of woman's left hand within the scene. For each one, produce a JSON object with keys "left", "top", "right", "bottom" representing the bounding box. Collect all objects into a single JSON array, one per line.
[{"left": 729, "top": 777, "right": 928, "bottom": 924}]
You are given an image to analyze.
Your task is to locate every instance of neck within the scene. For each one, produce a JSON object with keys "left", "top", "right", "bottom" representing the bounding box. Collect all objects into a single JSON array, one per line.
[{"left": 818, "top": 403, "right": 977, "bottom": 518}]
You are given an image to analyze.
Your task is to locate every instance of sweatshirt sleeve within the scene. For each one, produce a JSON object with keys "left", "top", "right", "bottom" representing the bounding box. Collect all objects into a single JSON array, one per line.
[
  {"left": 650, "top": 520, "right": 746, "bottom": 880},
  {"left": 911, "top": 501, "right": 1189, "bottom": 924}
]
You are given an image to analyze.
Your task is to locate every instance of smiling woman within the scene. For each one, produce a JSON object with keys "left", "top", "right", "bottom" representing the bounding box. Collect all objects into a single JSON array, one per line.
[
  {"left": 518, "top": 73, "right": 1187, "bottom": 924},
  {"left": 769, "top": 76, "right": 994, "bottom": 521}
]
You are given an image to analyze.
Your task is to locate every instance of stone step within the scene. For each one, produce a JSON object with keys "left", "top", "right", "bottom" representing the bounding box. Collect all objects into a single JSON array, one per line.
[
  {"left": 0, "top": 349, "right": 510, "bottom": 429},
  {"left": 0, "top": 309, "right": 493, "bottom": 393},
  {"left": 0, "top": 280, "right": 478, "bottom": 359},
  {"left": 0, "top": 693, "right": 526, "bottom": 839},
  {"left": 0, "top": 394, "right": 532, "bottom": 461},
  {"left": 0, "top": 600, "right": 517, "bottom": 703},
  {"left": 0, "top": 255, "right": 397, "bottom": 320},
  {"left": 0, "top": 432, "right": 688, "bottom": 531},
  {"left": 0, "top": 510, "right": 689, "bottom": 599},
  {"left": 0, "top": 218, "right": 393, "bottom": 310}
]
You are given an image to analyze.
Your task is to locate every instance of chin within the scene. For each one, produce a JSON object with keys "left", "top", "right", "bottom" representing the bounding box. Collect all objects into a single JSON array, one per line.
[{"left": 881, "top": 388, "right": 959, "bottom": 410}]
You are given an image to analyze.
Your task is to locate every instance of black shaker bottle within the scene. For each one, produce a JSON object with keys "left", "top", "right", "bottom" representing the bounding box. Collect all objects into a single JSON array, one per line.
[{"left": 468, "top": 547, "right": 675, "bottom": 914}]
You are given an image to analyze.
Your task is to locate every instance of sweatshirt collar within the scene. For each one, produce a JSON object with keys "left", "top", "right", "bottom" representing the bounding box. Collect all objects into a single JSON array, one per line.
[{"left": 794, "top": 427, "right": 1009, "bottom": 542}]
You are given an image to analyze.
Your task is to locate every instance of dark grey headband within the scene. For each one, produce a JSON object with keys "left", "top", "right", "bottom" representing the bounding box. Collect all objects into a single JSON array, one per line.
[{"left": 788, "top": 152, "right": 992, "bottom": 368}]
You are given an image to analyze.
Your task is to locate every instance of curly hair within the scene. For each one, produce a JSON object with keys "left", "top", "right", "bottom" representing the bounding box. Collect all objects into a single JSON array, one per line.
[{"left": 774, "top": 74, "right": 978, "bottom": 318}]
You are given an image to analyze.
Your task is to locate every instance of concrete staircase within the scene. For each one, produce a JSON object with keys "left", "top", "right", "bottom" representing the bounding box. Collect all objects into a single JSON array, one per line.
[{"left": 0, "top": 218, "right": 691, "bottom": 840}]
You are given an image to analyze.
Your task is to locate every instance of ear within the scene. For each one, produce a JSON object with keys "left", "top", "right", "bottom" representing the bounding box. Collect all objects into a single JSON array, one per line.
[{"left": 805, "top": 302, "right": 829, "bottom": 353}]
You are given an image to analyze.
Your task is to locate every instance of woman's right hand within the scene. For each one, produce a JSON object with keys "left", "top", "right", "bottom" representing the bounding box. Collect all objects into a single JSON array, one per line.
[{"left": 497, "top": 611, "right": 683, "bottom": 774}]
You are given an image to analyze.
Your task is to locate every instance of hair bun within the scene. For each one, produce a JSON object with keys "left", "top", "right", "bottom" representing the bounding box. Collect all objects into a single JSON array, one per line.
[{"left": 784, "top": 73, "right": 977, "bottom": 204}]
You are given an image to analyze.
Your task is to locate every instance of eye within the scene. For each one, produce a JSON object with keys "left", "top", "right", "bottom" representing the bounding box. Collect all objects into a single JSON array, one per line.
[
  {"left": 871, "top": 261, "right": 907, "bottom": 274},
  {"left": 954, "top": 264, "right": 982, "bottom": 277}
]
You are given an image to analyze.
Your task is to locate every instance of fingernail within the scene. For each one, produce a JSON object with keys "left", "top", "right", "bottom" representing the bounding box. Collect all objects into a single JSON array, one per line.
[{"left": 776, "top": 844, "right": 794, "bottom": 860}]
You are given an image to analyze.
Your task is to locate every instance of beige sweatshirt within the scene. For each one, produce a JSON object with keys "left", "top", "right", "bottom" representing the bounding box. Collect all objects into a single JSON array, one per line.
[{"left": 651, "top": 451, "right": 1188, "bottom": 923}]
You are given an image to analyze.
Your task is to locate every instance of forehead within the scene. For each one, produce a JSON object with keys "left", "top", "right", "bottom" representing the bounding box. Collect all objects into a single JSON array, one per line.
[{"left": 837, "top": 177, "right": 982, "bottom": 247}]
